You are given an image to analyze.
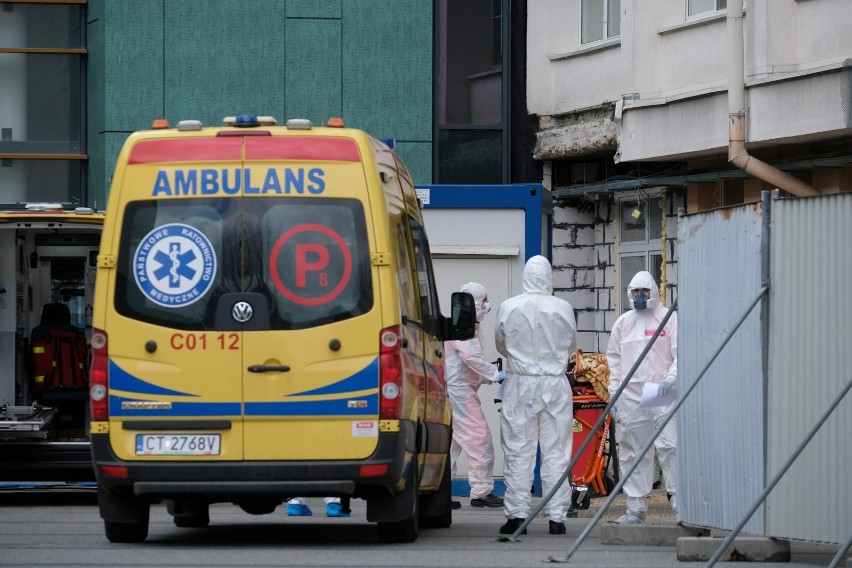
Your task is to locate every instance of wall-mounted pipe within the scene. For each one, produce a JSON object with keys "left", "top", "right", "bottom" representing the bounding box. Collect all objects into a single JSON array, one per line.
[{"left": 727, "top": 0, "right": 820, "bottom": 197}]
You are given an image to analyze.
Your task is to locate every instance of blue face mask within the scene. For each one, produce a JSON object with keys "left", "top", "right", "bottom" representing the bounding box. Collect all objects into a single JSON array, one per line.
[{"left": 633, "top": 291, "right": 648, "bottom": 310}]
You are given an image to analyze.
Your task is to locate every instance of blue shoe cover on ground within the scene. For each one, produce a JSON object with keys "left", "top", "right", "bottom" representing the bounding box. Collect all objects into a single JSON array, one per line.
[
  {"left": 286, "top": 503, "right": 313, "bottom": 516},
  {"left": 326, "top": 502, "right": 350, "bottom": 517}
]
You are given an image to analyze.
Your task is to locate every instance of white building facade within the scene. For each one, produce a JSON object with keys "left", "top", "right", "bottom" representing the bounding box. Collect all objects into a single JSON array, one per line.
[{"left": 527, "top": 0, "right": 852, "bottom": 352}]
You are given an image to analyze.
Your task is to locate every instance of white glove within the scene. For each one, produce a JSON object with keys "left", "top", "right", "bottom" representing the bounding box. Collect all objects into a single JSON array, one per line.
[{"left": 658, "top": 377, "right": 676, "bottom": 398}]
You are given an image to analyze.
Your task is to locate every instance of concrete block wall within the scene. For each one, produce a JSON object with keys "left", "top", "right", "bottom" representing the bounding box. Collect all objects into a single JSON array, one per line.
[
  {"left": 664, "top": 193, "right": 683, "bottom": 306},
  {"left": 553, "top": 190, "right": 683, "bottom": 356}
]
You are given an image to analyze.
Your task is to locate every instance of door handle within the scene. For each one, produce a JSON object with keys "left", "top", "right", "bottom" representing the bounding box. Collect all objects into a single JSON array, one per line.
[{"left": 247, "top": 365, "right": 291, "bottom": 373}]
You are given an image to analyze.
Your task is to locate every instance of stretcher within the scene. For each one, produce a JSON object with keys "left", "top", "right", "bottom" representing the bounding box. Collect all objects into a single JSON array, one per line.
[{"left": 567, "top": 352, "right": 619, "bottom": 510}]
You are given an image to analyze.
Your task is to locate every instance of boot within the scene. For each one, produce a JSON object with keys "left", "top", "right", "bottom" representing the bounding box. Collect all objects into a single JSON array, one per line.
[
  {"left": 499, "top": 517, "right": 527, "bottom": 535},
  {"left": 548, "top": 521, "right": 566, "bottom": 534}
]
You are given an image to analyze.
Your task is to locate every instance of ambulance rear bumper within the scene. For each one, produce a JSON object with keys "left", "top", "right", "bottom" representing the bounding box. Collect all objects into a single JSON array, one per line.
[{"left": 90, "top": 427, "right": 411, "bottom": 500}]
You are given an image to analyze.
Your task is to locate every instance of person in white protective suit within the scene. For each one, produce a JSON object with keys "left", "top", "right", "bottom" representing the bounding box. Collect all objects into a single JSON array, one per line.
[
  {"left": 606, "top": 270, "right": 678, "bottom": 525},
  {"left": 494, "top": 256, "right": 577, "bottom": 536},
  {"left": 445, "top": 282, "right": 506, "bottom": 509}
]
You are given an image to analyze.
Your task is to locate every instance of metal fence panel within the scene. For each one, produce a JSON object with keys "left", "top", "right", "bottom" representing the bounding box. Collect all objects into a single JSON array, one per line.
[
  {"left": 766, "top": 193, "right": 852, "bottom": 543},
  {"left": 677, "top": 204, "right": 764, "bottom": 534}
]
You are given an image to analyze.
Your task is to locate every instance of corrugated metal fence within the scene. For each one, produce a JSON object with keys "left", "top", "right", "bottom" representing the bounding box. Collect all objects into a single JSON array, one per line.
[{"left": 678, "top": 192, "right": 851, "bottom": 544}]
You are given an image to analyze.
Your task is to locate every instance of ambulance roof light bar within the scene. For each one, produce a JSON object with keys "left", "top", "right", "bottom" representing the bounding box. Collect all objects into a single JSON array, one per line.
[
  {"left": 286, "top": 119, "right": 313, "bottom": 130},
  {"left": 223, "top": 115, "right": 277, "bottom": 127},
  {"left": 25, "top": 202, "right": 63, "bottom": 211},
  {"left": 177, "top": 120, "right": 203, "bottom": 131}
]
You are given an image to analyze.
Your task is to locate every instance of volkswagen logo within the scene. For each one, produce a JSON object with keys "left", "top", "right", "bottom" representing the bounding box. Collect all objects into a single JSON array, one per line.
[{"left": 232, "top": 301, "right": 253, "bottom": 323}]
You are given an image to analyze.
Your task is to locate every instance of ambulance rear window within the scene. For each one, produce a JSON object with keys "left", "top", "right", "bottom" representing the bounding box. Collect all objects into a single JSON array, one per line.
[{"left": 114, "top": 197, "right": 373, "bottom": 330}]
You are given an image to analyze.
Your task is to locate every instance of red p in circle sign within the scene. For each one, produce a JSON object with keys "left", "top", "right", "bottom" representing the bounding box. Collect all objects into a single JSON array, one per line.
[{"left": 269, "top": 223, "right": 353, "bottom": 306}]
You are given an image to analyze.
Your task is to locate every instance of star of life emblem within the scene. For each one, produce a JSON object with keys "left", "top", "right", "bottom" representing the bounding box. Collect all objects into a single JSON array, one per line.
[{"left": 133, "top": 223, "right": 217, "bottom": 308}]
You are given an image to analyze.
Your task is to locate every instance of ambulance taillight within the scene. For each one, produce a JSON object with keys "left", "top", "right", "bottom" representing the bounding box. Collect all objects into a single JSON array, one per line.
[
  {"left": 89, "top": 329, "right": 109, "bottom": 421},
  {"left": 378, "top": 326, "right": 403, "bottom": 419}
]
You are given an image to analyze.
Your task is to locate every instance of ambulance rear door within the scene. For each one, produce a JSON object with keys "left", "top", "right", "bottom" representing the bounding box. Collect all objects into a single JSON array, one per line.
[
  {"left": 238, "top": 134, "right": 383, "bottom": 461},
  {"left": 106, "top": 136, "right": 246, "bottom": 461}
]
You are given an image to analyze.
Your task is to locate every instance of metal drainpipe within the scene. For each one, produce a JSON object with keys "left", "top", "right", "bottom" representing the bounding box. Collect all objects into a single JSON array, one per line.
[{"left": 727, "top": 0, "right": 819, "bottom": 197}]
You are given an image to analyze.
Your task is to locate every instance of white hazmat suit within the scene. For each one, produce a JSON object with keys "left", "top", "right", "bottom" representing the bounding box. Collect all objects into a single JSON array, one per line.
[
  {"left": 445, "top": 282, "right": 503, "bottom": 506},
  {"left": 495, "top": 256, "right": 577, "bottom": 533},
  {"left": 606, "top": 271, "right": 678, "bottom": 524}
]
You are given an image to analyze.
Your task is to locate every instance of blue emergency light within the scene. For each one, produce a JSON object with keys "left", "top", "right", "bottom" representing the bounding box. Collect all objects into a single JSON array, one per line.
[
  {"left": 233, "top": 115, "right": 260, "bottom": 127},
  {"left": 379, "top": 137, "right": 395, "bottom": 149}
]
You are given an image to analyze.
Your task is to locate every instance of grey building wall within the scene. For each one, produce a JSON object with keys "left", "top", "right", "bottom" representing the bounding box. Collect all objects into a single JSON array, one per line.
[{"left": 86, "top": 0, "right": 434, "bottom": 208}]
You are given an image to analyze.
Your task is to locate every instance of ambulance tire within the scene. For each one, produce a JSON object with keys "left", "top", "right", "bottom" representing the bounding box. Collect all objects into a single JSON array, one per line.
[
  {"left": 419, "top": 451, "right": 452, "bottom": 529},
  {"left": 99, "top": 486, "right": 149, "bottom": 542},
  {"left": 376, "top": 456, "right": 419, "bottom": 543},
  {"left": 105, "top": 520, "right": 149, "bottom": 543}
]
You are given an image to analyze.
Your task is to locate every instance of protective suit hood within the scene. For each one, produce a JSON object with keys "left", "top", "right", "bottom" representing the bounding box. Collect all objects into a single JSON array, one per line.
[
  {"left": 461, "top": 282, "right": 489, "bottom": 322},
  {"left": 522, "top": 255, "right": 553, "bottom": 295},
  {"left": 627, "top": 271, "right": 661, "bottom": 310}
]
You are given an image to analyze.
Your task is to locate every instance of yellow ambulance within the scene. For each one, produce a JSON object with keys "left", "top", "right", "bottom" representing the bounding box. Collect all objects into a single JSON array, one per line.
[{"left": 89, "top": 115, "right": 476, "bottom": 543}]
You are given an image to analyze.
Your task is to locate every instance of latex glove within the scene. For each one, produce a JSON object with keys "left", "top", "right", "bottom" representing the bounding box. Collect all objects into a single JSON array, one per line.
[
  {"left": 498, "top": 371, "right": 506, "bottom": 384},
  {"left": 658, "top": 377, "right": 676, "bottom": 398},
  {"left": 609, "top": 403, "right": 619, "bottom": 423}
]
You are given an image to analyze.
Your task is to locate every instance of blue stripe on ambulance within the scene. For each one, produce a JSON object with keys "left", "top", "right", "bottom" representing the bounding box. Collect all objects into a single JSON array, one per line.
[
  {"left": 286, "top": 358, "right": 378, "bottom": 397},
  {"left": 244, "top": 396, "right": 378, "bottom": 416},
  {"left": 109, "top": 395, "right": 241, "bottom": 417},
  {"left": 106, "top": 358, "right": 379, "bottom": 417},
  {"left": 109, "top": 360, "right": 197, "bottom": 397}
]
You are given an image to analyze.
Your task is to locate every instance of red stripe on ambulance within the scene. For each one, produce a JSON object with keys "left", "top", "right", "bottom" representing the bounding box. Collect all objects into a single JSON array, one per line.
[
  {"left": 128, "top": 138, "right": 242, "bottom": 164},
  {"left": 245, "top": 137, "right": 361, "bottom": 162}
]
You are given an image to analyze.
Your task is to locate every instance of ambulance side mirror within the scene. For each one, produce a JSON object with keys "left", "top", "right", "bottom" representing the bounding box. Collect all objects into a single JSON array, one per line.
[{"left": 443, "top": 291, "right": 476, "bottom": 341}]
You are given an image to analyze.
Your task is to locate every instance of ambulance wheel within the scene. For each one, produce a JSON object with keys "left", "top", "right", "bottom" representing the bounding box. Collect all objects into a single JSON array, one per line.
[
  {"left": 419, "top": 452, "right": 452, "bottom": 529},
  {"left": 104, "top": 520, "right": 148, "bottom": 543},
  {"left": 377, "top": 457, "right": 419, "bottom": 543}
]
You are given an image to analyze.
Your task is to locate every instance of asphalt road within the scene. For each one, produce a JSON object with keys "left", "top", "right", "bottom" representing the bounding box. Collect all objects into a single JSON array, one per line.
[{"left": 0, "top": 488, "right": 844, "bottom": 568}]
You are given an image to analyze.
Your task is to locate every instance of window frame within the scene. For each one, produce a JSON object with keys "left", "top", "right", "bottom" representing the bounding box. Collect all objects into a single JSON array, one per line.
[
  {"left": 686, "top": 0, "right": 727, "bottom": 20},
  {"left": 0, "top": 1, "right": 88, "bottom": 206},
  {"left": 616, "top": 193, "right": 665, "bottom": 314},
  {"left": 580, "top": 0, "right": 621, "bottom": 46}
]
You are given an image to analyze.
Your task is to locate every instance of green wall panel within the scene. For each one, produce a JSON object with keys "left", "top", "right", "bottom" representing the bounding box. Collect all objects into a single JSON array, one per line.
[
  {"left": 99, "top": 132, "right": 132, "bottom": 207},
  {"left": 90, "top": 0, "right": 434, "bottom": 198},
  {"left": 287, "top": 0, "right": 340, "bottom": 19},
  {"left": 86, "top": 0, "right": 106, "bottom": 206},
  {"left": 104, "top": 1, "right": 164, "bottom": 131},
  {"left": 285, "top": 19, "right": 341, "bottom": 125},
  {"left": 341, "top": 0, "right": 432, "bottom": 142},
  {"left": 164, "top": 0, "right": 289, "bottom": 125},
  {"left": 395, "top": 141, "right": 433, "bottom": 185}
]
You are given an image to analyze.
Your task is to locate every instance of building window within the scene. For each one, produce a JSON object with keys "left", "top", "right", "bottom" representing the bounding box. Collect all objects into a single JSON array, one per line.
[
  {"left": 435, "top": 0, "right": 506, "bottom": 183},
  {"left": 687, "top": 0, "right": 727, "bottom": 18},
  {"left": 581, "top": 0, "right": 621, "bottom": 45},
  {"left": 617, "top": 195, "right": 664, "bottom": 313},
  {"left": 0, "top": 2, "right": 86, "bottom": 206}
]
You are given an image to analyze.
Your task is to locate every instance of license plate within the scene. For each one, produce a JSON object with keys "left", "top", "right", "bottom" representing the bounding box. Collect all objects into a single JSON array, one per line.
[{"left": 135, "top": 434, "right": 221, "bottom": 456}]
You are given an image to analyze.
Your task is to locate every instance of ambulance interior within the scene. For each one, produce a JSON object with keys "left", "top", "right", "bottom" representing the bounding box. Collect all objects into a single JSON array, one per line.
[{"left": 0, "top": 225, "right": 100, "bottom": 442}]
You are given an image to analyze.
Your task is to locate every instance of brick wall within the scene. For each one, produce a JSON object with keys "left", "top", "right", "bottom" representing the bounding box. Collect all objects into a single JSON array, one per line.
[{"left": 552, "top": 190, "right": 683, "bottom": 356}]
